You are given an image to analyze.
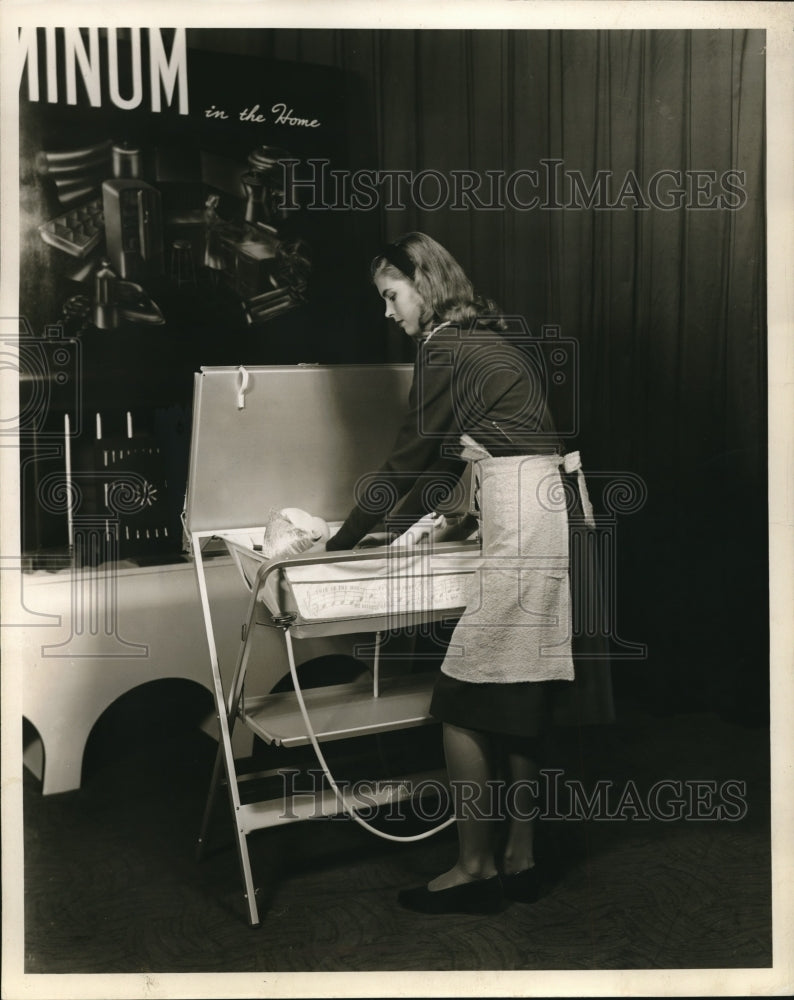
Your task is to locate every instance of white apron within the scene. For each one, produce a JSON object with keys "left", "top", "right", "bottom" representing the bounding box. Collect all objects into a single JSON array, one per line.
[{"left": 440, "top": 448, "right": 594, "bottom": 684}]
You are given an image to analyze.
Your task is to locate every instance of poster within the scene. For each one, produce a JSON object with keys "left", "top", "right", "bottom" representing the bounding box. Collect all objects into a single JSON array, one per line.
[{"left": 1, "top": 2, "right": 792, "bottom": 998}]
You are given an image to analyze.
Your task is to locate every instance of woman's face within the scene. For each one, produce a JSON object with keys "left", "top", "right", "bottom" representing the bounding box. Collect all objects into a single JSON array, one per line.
[{"left": 374, "top": 272, "right": 428, "bottom": 339}]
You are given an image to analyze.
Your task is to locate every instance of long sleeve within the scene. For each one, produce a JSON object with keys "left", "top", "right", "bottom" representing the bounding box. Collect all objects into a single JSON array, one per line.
[
  {"left": 326, "top": 340, "right": 465, "bottom": 550},
  {"left": 325, "top": 324, "right": 561, "bottom": 550}
]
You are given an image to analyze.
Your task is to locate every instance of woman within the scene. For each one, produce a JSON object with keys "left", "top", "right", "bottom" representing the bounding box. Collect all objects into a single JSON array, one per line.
[{"left": 326, "top": 232, "right": 608, "bottom": 914}]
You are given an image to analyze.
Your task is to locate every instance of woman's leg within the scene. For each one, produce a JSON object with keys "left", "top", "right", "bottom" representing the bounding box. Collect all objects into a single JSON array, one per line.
[
  {"left": 501, "top": 737, "right": 541, "bottom": 874},
  {"left": 428, "top": 722, "right": 499, "bottom": 890}
]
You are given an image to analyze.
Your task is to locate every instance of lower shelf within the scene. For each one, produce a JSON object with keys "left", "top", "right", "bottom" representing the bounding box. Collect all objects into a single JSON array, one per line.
[
  {"left": 240, "top": 672, "right": 437, "bottom": 747},
  {"left": 237, "top": 767, "right": 449, "bottom": 832}
]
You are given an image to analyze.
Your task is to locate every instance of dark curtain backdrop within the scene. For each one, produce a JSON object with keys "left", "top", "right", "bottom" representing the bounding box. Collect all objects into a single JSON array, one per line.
[{"left": 189, "top": 29, "right": 768, "bottom": 718}]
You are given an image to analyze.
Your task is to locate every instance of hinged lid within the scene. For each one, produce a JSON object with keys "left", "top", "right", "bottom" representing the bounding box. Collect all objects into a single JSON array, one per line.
[{"left": 184, "top": 364, "right": 414, "bottom": 533}]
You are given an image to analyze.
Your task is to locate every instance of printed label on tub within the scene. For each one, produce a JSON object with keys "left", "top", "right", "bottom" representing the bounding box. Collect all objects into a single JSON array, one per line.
[{"left": 286, "top": 570, "right": 470, "bottom": 621}]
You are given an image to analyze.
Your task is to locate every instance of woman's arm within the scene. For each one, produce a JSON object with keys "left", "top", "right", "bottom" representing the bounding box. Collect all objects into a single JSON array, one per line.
[{"left": 326, "top": 340, "right": 465, "bottom": 550}]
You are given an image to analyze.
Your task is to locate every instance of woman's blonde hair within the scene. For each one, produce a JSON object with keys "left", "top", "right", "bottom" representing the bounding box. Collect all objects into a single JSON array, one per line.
[{"left": 370, "top": 232, "right": 505, "bottom": 330}]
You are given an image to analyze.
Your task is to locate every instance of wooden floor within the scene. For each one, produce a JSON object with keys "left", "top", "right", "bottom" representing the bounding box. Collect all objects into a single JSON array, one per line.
[{"left": 21, "top": 681, "right": 771, "bottom": 978}]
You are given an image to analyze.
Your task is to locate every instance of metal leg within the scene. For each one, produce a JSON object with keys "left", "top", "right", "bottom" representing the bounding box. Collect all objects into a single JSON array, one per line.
[
  {"left": 196, "top": 741, "right": 225, "bottom": 861},
  {"left": 196, "top": 591, "right": 258, "bottom": 859},
  {"left": 224, "top": 762, "right": 261, "bottom": 927},
  {"left": 192, "top": 540, "right": 262, "bottom": 926},
  {"left": 373, "top": 630, "right": 382, "bottom": 697}
]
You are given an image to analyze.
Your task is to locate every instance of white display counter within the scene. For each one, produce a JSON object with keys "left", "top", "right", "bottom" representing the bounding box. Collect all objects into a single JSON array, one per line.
[{"left": 17, "top": 555, "right": 360, "bottom": 794}]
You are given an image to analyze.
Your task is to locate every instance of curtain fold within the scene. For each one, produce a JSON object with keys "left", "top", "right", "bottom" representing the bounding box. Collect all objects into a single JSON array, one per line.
[{"left": 198, "top": 27, "right": 767, "bottom": 712}]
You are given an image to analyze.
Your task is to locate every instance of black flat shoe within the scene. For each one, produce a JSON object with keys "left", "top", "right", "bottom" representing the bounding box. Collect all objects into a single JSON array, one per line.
[
  {"left": 501, "top": 866, "right": 542, "bottom": 903},
  {"left": 398, "top": 875, "right": 504, "bottom": 915}
]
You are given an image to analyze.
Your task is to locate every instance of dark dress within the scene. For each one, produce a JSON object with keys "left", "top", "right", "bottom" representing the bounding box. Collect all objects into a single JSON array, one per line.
[{"left": 326, "top": 321, "right": 613, "bottom": 737}]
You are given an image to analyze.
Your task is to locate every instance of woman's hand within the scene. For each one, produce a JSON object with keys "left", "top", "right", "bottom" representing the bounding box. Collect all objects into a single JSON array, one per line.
[
  {"left": 353, "top": 532, "right": 395, "bottom": 549},
  {"left": 432, "top": 513, "right": 479, "bottom": 543}
]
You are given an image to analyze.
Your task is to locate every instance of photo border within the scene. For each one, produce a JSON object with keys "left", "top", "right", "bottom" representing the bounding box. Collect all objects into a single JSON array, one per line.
[{"left": 2, "top": 2, "right": 791, "bottom": 998}]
